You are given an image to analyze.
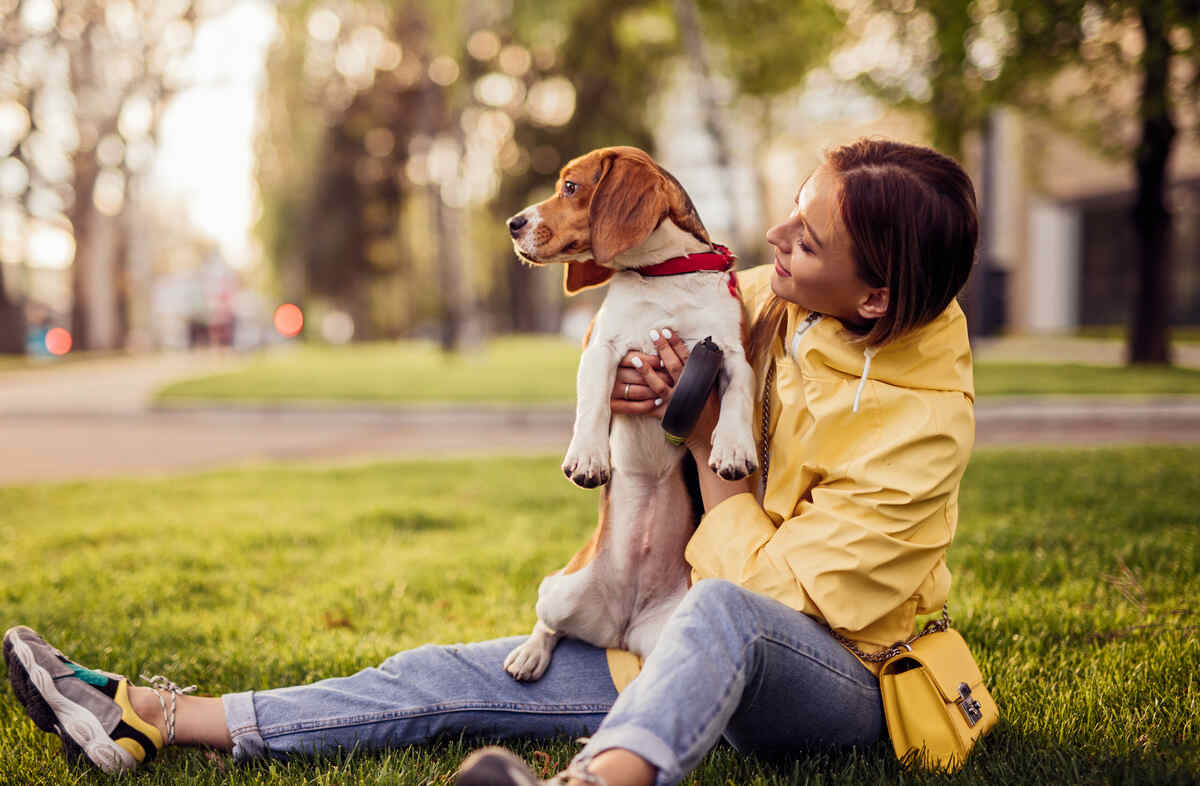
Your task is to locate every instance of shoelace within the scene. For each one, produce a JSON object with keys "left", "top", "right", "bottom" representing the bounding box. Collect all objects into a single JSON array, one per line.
[
  {"left": 139, "top": 674, "right": 197, "bottom": 746},
  {"left": 549, "top": 767, "right": 608, "bottom": 786},
  {"left": 550, "top": 739, "right": 609, "bottom": 786}
]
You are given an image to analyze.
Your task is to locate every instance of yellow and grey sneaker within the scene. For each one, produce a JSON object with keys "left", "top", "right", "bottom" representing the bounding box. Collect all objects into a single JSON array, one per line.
[{"left": 4, "top": 625, "right": 167, "bottom": 773}]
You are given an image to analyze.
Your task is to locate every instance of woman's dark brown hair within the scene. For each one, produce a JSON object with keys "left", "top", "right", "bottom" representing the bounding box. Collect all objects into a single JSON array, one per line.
[{"left": 748, "top": 138, "right": 979, "bottom": 369}]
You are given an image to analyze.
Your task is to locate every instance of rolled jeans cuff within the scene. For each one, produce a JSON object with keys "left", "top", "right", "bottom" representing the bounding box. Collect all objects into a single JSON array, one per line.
[
  {"left": 223, "top": 690, "right": 267, "bottom": 761},
  {"left": 573, "top": 725, "right": 682, "bottom": 786}
]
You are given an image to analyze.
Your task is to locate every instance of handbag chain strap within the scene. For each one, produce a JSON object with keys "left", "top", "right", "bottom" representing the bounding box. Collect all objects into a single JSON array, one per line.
[
  {"left": 824, "top": 605, "right": 953, "bottom": 663},
  {"left": 757, "top": 361, "right": 775, "bottom": 499},
  {"left": 758, "top": 357, "right": 952, "bottom": 664}
]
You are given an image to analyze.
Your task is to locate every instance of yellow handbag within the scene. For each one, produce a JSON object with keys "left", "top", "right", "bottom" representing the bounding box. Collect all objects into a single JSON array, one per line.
[{"left": 829, "top": 607, "right": 999, "bottom": 772}]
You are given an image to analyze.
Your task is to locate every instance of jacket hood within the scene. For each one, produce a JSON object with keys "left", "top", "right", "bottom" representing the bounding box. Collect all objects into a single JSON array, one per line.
[{"left": 784, "top": 299, "right": 975, "bottom": 405}]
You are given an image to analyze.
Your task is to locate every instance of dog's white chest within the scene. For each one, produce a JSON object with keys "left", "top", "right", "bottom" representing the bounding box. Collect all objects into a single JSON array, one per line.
[{"left": 592, "top": 271, "right": 742, "bottom": 353}]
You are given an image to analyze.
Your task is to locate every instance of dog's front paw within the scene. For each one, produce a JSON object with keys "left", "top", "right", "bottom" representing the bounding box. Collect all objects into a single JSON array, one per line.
[
  {"left": 562, "top": 444, "right": 611, "bottom": 488},
  {"left": 708, "top": 434, "right": 758, "bottom": 481},
  {"left": 504, "top": 637, "right": 554, "bottom": 682}
]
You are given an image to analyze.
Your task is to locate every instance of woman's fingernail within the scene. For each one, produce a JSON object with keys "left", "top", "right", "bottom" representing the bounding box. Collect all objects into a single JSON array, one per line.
[
  {"left": 631, "top": 356, "right": 643, "bottom": 368},
  {"left": 649, "top": 329, "right": 660, "bottom": 342},
  {"left": 662, "top": 328, "right": 672, "bottom": 339},
  {"left": 654, "top": 398, "right": 663, "bottom": 406}
]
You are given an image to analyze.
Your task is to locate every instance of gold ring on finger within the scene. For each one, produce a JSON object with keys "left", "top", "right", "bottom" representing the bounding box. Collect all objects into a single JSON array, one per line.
[{"left": 624, "top": 383, "right": 631, "bottom": 400}]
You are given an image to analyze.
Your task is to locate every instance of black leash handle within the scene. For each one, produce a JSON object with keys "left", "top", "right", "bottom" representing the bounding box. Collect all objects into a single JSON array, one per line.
[{"left": 661, "top": 337, "right": 723, "bottom": 445}]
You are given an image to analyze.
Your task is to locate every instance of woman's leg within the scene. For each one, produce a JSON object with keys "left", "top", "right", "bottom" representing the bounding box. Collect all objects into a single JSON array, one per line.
[
  {"left": 569, "top": 579, "right": 884, "bottom": 786},
  {"left": 219, "top": 635, "right": 618, "bottom": 761},
  {"left": 8, "top": 623, "right": 618, "bottom": 770},
  {"left": 127, "top": 689, "right": 232, "bottom": 750}
]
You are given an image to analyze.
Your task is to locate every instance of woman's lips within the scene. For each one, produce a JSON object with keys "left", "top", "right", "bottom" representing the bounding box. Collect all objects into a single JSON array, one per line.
[{"left": 774, "top": 258, "right": 791, "bottom": 278}]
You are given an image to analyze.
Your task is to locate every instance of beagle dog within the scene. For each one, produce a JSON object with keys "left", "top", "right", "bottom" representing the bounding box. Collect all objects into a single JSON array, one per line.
[{"left": 502, "top": 146, "right": 758, "bottom": 680}]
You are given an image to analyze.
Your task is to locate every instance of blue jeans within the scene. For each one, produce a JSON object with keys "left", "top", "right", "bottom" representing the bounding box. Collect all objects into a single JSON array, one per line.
[{"left": 223, "top": 580, "right": 884, "bottom": 785}]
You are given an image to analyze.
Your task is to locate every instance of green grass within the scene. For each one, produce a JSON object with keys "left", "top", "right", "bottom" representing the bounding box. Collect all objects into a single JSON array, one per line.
[
  {"left": 154, "top": 337, "right": 1200, "bottom": 406},
  {"left": 974, "top": 362, "right": 1200, "bottom": 396},
  {"left": 1075, "top": 325, "right": 1200, "bottom": 344},
  {"left": 155, "top": 337, "right": 583, "bottom": 406},
  {"left": 2, "top": 446, "right": 1198, "bottom": 784}
]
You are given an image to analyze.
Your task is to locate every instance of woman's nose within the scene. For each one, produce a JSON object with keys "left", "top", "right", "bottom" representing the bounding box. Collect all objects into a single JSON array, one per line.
[
  {"left": 764, "top": 223, "right": 787, "bottom": 250},
  {"left": 507, "top": 214, "right": 528, "bottom": 236}
]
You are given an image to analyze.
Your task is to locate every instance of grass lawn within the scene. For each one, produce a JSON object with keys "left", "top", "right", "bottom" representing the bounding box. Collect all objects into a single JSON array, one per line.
[
  {"left": 1075, "top": 326, "right": 1200, "bottom": 344},
  {"left": 155, "top": 337, "right": 584, "bottom": 406},
  {"left": 973, "top": 362, "right": 1200, "bottom": 396},
  {"left": 2, "top": 446, "right": 1198, "bottom": 784},
  {"left": 154, "top": 337, "right": 1200, "bottom": 406}
]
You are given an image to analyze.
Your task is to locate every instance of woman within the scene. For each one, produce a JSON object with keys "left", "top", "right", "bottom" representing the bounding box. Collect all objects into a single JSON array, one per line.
[{"left": 6, "top": 138, "right": 978, "bottom": 786}]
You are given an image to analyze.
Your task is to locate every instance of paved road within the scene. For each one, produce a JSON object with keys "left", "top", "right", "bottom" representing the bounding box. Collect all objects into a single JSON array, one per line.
[{"left": 3, "top": 350, "right": 1200, "bottom": 485}]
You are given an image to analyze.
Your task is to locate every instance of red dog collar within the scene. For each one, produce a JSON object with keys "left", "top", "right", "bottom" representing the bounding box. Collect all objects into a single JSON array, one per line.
[{"left": 637, "top": 244, "right": 740, "bottom": 299}]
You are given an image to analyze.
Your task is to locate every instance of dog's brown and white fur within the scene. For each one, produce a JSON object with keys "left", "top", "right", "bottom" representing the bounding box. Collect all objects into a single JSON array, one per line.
[{"left": 502, "top": 147, "right": 758, "bottom": 681}]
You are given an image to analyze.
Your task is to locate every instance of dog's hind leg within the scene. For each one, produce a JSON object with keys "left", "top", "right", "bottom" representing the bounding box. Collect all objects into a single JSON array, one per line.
[{"left": 504, "top": 620, "right": 564, "bottom": 681}]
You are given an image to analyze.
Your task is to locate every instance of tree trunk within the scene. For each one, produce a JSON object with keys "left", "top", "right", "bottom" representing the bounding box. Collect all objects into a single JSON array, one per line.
[
  {"left": 74, "top": 203, "right": 121, "bottom": 351},
  {"left": 123, "top": 180, "right": 155, "bottom": 351},
  {"left": 431, "top": 185, "right": 480, "bottom": 351},
  {"left": 0, "top": 263, "right": 23, "bottom": 354},
  {"left": 1128, "top": 4, "right": 1175, "bottom": 365},
  {"left": 674, "top": 0, "right": 743, "bottom": 255},
  {"left": 69, "top": 155, "right": 99, "bottom": 351}
]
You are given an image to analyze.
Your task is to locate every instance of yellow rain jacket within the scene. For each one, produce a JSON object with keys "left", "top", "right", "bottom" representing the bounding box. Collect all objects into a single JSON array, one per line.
[{"left": 607, "top": 264, "right": 974, "bottom": 688}]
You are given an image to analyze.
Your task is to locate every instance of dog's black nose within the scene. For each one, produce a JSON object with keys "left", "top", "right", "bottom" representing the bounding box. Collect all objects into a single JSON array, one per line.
[{"left": 507, "top": 215, "right": 528, "bottom": 236}]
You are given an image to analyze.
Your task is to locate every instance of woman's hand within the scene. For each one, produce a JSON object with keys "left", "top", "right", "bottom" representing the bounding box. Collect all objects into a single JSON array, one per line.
[
  {"left": 614, "top": 328, "right": 751, "bottom": 509},
  {"left": 610, "top": 330, "right": 718, "bottom": 450},
  {"left": 609, "top": 329, "right": 689, "bottom": 418}
]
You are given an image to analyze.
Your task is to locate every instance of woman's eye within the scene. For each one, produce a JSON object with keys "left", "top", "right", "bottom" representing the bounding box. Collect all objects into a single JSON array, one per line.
[
  {"left": 797, "top": 238, "right": 814, "bottom": 255},
  {"left": 562, "top": 181, "right": 578, "bottom": 196}
]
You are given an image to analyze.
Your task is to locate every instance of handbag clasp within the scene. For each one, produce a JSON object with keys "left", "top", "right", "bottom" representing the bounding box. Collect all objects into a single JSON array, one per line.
[{"left": 956, "top": 682, "right": 983, "bottom": 727}]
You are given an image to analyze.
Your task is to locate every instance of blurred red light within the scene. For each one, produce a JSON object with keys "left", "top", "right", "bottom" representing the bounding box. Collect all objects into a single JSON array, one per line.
[
  {"left": 274, "top": 303, "right": 304, "bottom": 337},
  {"left": 45, "top": 328, "right": 72, "bottom": 356}
]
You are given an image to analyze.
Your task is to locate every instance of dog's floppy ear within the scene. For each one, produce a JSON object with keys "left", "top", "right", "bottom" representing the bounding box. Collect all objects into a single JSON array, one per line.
[
  {"left": 657, "top": 165, "right": 710, "bottom": 246},
  {"left": 588, "top": 153, "right": 669, "bottom": 264},
  {"left": 564, "top": 261, "right": 614, "bottom": 295}
]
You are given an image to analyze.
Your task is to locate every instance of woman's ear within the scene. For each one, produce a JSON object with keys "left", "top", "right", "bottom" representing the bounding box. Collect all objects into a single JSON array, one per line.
[{"left": 856, "top": 287, "right": 889, "bottom": 321}]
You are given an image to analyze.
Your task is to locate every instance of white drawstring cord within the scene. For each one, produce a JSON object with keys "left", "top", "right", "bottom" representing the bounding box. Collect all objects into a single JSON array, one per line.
[
  {"left": 852, "top": 345, "right": 879, "bottom": 414},
  {"left": 789, "top": 313, "right": 878, "bottom": 415},
  {"left": 788, "top": 313, "right": 823, "bottom": 362}
]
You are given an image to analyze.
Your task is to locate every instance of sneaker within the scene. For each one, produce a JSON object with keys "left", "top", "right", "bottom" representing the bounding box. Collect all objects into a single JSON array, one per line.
[
  {"left": 3, "top": 625, "right": 164, "bottom": 773},
  {"left": 454, "top": 746, "right": 607, "bottom": 786}
]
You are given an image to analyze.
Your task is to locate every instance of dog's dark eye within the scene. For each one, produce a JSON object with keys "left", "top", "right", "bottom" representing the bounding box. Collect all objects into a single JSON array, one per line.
[{"left": 562, "top": 181, "right": 578, "bottom": 197}]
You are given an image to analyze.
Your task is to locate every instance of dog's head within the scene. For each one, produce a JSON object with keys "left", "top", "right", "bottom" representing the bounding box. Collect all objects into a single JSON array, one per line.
[{"left": 506, "top": 146, "right": 709, "bottom": 294}]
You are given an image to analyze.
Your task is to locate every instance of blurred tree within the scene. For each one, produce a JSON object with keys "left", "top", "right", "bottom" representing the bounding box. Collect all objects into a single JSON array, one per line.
[
  {"left": 259, "top": 1, "right": 484, "bottom": 348},
  {"left": 490, "top": 0, "right": 677, "bottom": 332},
  {"left": 0, "top": 0, "right": 200, "bottom": 352},
  {"left": 691, "top": 0, "right": 843, "bottom": 259},
  {"left": 258, "top": 0, "right": 684, "bottom": 346},
  {"left": 0, "top": 264, "right": 19, "bottom": 354},
  {"left": 256, "top": 0, "right": 848, "bottom": 347},
  {"left": 849, "top": 0, "right": 1200, "bottom": 364}
]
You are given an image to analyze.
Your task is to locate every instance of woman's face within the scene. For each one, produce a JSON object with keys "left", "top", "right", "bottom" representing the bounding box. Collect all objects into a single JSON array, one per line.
[{"left": 765, "top": 162, "right": 886, "bottom": 327}]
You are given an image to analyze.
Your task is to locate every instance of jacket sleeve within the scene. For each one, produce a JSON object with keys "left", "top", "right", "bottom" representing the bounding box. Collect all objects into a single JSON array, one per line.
[{"left": 685, "top": 390, "right": 972, "bottom": 634}]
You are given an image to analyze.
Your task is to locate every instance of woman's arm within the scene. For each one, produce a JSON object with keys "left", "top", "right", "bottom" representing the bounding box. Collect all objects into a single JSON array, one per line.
[{"left": 686, "top": 392, "right": 971, "bottom": 635}]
